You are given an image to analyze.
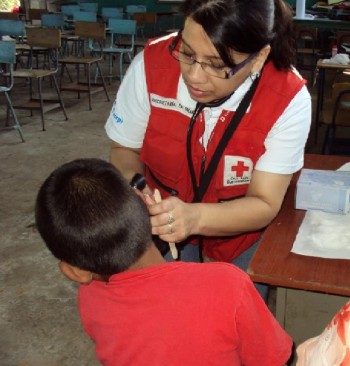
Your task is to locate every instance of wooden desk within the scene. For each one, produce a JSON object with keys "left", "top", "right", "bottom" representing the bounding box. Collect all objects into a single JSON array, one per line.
[
  {"left": 248, "top": 154, "right": 350, "bottom": 355},
  {"left": 314, "top": 60, "right": 350, "bottom": 144},
  {"left": 248, "top": 154, "right": 350, "bottom": 295}
]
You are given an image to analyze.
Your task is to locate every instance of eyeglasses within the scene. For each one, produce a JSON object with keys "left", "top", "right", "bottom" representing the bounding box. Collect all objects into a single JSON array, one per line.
[{"left": 169, "top": 31, "right": 258, "bottom": 80}]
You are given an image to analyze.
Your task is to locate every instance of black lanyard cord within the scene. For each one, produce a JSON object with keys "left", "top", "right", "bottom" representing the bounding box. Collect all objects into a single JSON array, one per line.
[
  {"left": 186, "top": 94, "right": 234, "bottom": 202},
  {"left": 187, "top": 75, "right": 261, "bottom": 203},
  {"left": 186, "top": 102, "right": 205, "bottom": 202}
]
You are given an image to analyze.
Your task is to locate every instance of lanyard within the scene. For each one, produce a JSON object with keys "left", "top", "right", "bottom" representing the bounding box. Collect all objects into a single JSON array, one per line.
[{"left": 187, "top": 75, "right": 261, "bottom": 203}]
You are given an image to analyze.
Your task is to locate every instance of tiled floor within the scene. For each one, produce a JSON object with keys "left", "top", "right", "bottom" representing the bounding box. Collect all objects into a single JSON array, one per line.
[{"left": 0, "top": 57, "right": 348, "bottom": 365}]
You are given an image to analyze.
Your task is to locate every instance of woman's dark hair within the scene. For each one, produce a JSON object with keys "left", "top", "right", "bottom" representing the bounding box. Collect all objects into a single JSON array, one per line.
[
  {"left": 181, "top": 0, "right": 295, "bottom": 70},
  {"left": 35, "top": 159, "right": 152, "bottom": 276}
]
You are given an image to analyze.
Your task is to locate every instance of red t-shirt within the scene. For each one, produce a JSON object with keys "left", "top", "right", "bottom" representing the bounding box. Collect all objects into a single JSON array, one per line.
[{"left": 79, "top": 262, "right": 292, "bottom": 365}]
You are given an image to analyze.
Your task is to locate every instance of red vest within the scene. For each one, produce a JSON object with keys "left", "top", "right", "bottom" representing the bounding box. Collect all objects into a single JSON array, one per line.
[{"left": 141, "top": 35, "right": 306, "bottom": 262}]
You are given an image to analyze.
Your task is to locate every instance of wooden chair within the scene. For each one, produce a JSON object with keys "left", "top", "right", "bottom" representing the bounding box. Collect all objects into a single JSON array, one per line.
[
  {"left": 98, "top": 19, "right": 136, "bottom": 82},
  {"left": 46, "top": 11, "right": 79, "bottom": 56},
  {"left": 28, "top": 8, "right": 49, "bottom": 25},
  {"left": 321, "top": 82, "right": 350, "bottom": 155},
  {"left": 294, "top": 26, "right": 320, "bottom": 86},
  {"left": 41, "top": 13, "right": 70, "bottom": 57},
  {"left": 125, "top": 5, "right": 146, "bottom": 38},
  {"left": 133, "top": 12, "right": 157, "bottom": 40},
  {"left": 0, "top": 40, "right": 25, "bottom": 142},
  {"left": 63, "top": 11, "right": 97, "bottom": 56},
  {"left": 59, "top": 21, "right": 110, "bottom": 110},
  {"left": 11, "top": 27, "right": 68, "bottom": 131}
]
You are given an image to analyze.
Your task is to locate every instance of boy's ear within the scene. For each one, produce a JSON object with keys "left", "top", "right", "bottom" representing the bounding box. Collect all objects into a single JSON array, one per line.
[{"left": 59, "top": 261, "right": 92, "bottom": 284}]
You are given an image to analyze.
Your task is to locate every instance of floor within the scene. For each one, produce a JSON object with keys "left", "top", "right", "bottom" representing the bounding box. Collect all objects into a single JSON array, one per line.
[
  {"left": 0, "top": 55, "right": 348, "bottom": 365},
  {"left": 0, "top": 66, "right": 116, "bottom": 365}
]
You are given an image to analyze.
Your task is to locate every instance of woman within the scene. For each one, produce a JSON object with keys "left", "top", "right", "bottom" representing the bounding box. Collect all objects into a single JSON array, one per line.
[{"left": 105, "top": 0, "right": 311, "bottom": 287}]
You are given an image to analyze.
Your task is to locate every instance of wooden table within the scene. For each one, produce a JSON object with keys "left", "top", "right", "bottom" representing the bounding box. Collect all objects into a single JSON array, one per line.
[
  {"left": 248, "top": 154, "right": 350, "bottom": 294},
  {"left": 247, "top": 154, "right": 350, "bottom": 353},
  {"left": 314, "top": 60, "right": 350, "bottom": 144}
]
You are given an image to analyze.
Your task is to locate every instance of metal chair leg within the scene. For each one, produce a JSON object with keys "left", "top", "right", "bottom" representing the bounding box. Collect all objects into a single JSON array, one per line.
[
  {"left": 87, "top": 64, "right": 92, "bottom": 110},
  {"left": 51, "top": 75, "right": 68, "bottom": 121},
  {"left": 38, "top": 78, "right": 45, "bottom": 131},
  {"left": 96, "top": 63, "right": 110, "bottom": 102},
  {"left": 4, "top": 92, "right": 25, "bottom": 142}
]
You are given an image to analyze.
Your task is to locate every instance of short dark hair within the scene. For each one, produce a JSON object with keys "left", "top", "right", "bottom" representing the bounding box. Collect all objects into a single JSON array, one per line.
[
  {"left": 181, "top": 0, "right": 295, "bottom": 70},
  {"left": 35, "top": 158, "right": 152, "bottom": 275}
]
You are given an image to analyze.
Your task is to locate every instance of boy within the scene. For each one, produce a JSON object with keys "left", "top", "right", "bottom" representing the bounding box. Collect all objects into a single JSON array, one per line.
[{"left": 35, "top": 158, "right": 292, "bottom": 366}]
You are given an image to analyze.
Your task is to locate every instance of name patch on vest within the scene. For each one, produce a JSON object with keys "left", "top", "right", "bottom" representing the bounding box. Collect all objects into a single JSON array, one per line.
[
  {"left": 224, "top": 156, "right": 253, "bottom": 186},
  {"left": 150, "top": 94, "right": 194, "bottom": 117}
]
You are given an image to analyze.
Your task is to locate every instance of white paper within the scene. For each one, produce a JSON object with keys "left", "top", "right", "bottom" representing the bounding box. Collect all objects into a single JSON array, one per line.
[
  {"left": 291, "top": 210, "right": 350, "bottom": 258},
  {"left": 322, "top": 53, "right": 350, "bottom": 65},
  {"left": 339, "top": 162, "right": 350, "bottom": 172},
  {"left": 291, "top": 162, "right": 350, "bottom": 258}
]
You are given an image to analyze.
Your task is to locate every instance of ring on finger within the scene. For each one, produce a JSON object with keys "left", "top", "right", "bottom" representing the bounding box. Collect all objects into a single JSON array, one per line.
[
  {"left": 167, "top": 212, "right": 175, "bottom": 225},
  {"left": 168, "top": 223, "right": 174, "bottom": 234}
]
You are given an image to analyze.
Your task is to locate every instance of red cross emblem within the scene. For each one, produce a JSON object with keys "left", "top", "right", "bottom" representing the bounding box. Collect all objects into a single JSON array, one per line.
[{"left": 231, "top": 161, "right": 250, "bottom": 177}]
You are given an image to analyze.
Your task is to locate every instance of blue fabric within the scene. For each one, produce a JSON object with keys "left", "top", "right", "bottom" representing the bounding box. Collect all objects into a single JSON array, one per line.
[
  {"left": 164, "top": 243, "right": 200, "bottom": 262},
  {"left": 164, "top": 238, "right": 269, "bottom": 302},
  {"left": 230, "top": 239, "right": 269, "bottom": 301}
]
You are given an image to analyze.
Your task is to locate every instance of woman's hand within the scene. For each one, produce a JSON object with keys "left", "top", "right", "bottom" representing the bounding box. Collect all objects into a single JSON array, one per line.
[
  {"left": 142, "top": 170, "right": 292, "bottom": 242},
  {"left": 144, "top": 193, "right": 198, "bottom": 243}
]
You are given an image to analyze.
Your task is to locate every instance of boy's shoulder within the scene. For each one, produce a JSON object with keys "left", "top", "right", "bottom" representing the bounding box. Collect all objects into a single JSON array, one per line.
[
  {"left": 89, "top": 261, "right": 252, "bottom": 295},
  {"left": 173, "top": 261, "right": 250, "bottom": 283},
  {"left": 179, "top": 260, "right": 245, "bottom": 271},
  {"left": 161, "top": 261, "right": 256, "bottom": 301}
]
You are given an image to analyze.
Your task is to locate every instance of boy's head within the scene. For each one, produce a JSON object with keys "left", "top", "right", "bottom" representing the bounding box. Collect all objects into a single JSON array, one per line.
[{"left": 35, "top": 158, "right": 152, "bottom": 277}]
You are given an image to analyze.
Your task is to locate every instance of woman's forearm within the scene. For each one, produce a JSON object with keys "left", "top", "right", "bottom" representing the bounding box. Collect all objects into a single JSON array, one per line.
[
  {"left": 110, "top": 142, "right": 143, "bottom": 183},
  {"left": 194, "top": 196, "right": 279, "bottom": 236},
  {"left": 194, "top": 171, "right": 293, "bottom": 237}
]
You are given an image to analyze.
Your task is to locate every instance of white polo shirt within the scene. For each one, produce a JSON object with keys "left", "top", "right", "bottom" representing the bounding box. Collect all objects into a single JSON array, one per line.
[{"left": 105, "top": 51, "right": 312, "bottom": 174}]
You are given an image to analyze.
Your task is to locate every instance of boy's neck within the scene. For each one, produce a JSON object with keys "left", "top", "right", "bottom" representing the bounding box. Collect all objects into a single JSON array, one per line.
[
  {"left": 93, "top": 242, "right": 167, "bottom": 283},
  {"left": 129, "top": 242, "right": 167, "bottom": 271}
]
